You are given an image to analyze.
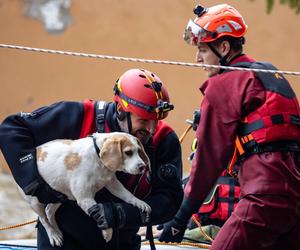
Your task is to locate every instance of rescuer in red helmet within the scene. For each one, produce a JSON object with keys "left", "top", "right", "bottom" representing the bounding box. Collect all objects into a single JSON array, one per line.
[
  {"left": 113, "top": 68, "right": 173, "bottom": 145},
  {"left": 159, "top": 4, "right": 300, "bottom": 249},
  {"left": 0, "top": 68, "right": 183, "bottom": 250}
]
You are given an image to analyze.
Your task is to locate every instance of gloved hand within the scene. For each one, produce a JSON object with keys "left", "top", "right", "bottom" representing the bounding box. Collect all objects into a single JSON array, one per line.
[
  {"left": 191, "top": 109, "right": 201, "bottom": 131},
  {"left": 33, "top": 182, "right": 68, "bottom": 204},
  {"left": 159, "top": 196, "right": 202, "bottom": 243},
  {"left": 88, "top": 201, "right": 151, "bottom": 229},
  {"left": 186, "top": 109, "right": 201, "bottom": 131},
  {"left": 88, "top": 202, "right": 126, "bottom": 229},
  {"left": 158, "top": 217, "right": 187, "bottom": 243}
]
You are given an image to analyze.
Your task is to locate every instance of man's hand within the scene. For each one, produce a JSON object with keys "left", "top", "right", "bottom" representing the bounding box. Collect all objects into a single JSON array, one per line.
[
  {"left": 88, "top": 202, "right": 126, "bottom": 229},
  {"left": 159, "top": 196, "right": 203, "bottom": 243},
  {"left": 34, "top": 182, "right": 68, "bottom": 204},
  {"left": 158, "top": 217, "right": 187, "bottom": 243},
  {"left": 88, "top": 201, "right": 152, "bottom": 230}
]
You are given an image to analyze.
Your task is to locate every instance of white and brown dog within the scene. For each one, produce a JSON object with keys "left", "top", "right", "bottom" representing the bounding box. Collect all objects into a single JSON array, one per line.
[{"left": 21, "top": 132, "right": 151, "bottom": 246}]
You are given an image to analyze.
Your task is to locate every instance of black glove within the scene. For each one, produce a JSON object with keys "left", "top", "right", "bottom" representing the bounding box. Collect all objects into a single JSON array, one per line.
[
  {"left": 158, "top": 196, "right": 202, "bottom": 243},
  {"left": 88, "top": 201, "right": 151, "bottom": 229},
  {"left": 33, "top": 182, "right": 68, "bottom": 204},
  {"left": 158, "top": 216, "right": 187, "bottom": 243},
  {"left": 88, "top": 202, "right": 126, "bottom": 229},
  {"left": 186, "top": 109, "right": 201, "bottom": 131},
  {"left": 192, "top": 109, "right": 201, "bottom": 131}
]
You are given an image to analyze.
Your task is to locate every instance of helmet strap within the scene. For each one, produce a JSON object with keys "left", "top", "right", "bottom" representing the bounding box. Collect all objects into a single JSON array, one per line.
[
  {"left": 207, "top": 42, "right": 230, "bottom": 74},
  {"left": 207, "top": 42, "right": 222, "bottom": 59},
  {"left": 116, "top": 104, "right": 132, "bottom": 133},
  {"left": 126, "top": 112, "right": 132, "bottom": 134},
  {"left": 116, "top": 104, "right": 127, "bottom": 121}
]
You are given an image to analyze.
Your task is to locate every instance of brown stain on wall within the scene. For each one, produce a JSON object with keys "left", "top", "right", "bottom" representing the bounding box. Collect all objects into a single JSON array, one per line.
[{"left": 0, "top": 0, "right": 299, "bottom": 175}]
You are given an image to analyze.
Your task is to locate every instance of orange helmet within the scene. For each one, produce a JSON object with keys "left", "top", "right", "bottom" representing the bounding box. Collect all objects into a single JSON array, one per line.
[
  {"left": 113, "top": 68, "right": 174, "bottom": 120},
  {"left": 183, "top": 4, "right": 247, "bottom": 45}
]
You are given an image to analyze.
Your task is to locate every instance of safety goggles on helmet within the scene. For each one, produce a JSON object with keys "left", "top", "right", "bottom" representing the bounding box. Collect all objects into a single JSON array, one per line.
[
  {"left": 114, "top": 84, "right": 174, "bottom": 119},
  {"left": 183, "top": 19, "right": 217, "bottom": 46}
]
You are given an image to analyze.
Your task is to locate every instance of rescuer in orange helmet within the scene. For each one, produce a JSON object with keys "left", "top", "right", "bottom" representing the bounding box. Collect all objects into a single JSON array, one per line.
[{"left": 159, "top": 4, "right": 300, "bottom": 249}]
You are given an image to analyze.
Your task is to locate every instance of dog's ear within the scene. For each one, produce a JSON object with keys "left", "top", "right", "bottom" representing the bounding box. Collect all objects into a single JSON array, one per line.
[
  {"left": 136, "top": 139, "right": 151, "bottom": 172},
  {"left": 100, "top": 137, "right": 123, "bottom": 171}
]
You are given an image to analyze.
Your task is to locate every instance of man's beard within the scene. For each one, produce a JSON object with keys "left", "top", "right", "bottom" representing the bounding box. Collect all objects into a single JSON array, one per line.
[
  {"left": 134, "top": 129, "right": 152, "bottom": 145},
  {"left": 117, "top": 117, "right": 152, "bottom": 145}
]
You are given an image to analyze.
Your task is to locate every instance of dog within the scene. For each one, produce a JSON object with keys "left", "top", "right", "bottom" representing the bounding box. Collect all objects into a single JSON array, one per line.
[{"left": 21, "top": 132, "right": 152, "bottom": 246}]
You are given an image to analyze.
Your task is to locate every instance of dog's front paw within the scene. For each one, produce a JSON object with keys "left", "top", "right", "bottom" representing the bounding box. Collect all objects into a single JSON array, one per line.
[
  {"left": 102, "top": 228, "right": 113, "bottom": 242},
  {"left": 48, "top": 228, "right": 63, "bottom": 247},
  {"left": 135, "top": 200, "right": 152, "bottom": 213}
]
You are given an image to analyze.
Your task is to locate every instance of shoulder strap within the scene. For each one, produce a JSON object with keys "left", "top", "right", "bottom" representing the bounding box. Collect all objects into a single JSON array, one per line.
[
  {"left": 223, "top": 61, "right": 252, "bottom": 73},
  {"left": 230, "top": 61, "right": 295, "bottom": 99},
  {"left": 94, "top": 101, "right": 108, "bottom": 133}
]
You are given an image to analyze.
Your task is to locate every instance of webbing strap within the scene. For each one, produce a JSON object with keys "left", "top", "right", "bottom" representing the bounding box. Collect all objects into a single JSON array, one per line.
[
  {"left": 238, "top": 114, "right": 300, "bottom": 137},
  {"left": 291, "top": 114, "right": 300, "bottom": 125},
  {"left": 146, "top": 225, "right": 156, "bottom": 250},
  {"left": 95, "top": 101, "right": 107, "bottom": 133}
]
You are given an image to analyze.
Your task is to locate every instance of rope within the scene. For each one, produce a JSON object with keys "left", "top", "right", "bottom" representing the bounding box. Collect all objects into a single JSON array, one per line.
[
  {"left": 191, "top": 215, "right": 214, "bottom": 243},
  {"left": 179, "top": 124, "right": 193, "bottom": 144},
  {"left": 1, "top": 43, "right": 300, "bottom": 76},
  {"left": 142, "top": 241, "right": 210, "bottom": 249},
  {"left": 0, "top": 219, "right": 37, "bottom": 231}
]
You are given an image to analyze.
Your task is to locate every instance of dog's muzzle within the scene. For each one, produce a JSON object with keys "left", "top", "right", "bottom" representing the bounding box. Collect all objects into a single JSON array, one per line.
[{"left": 138, "top": 163, "right": 146, "bottom": 174}]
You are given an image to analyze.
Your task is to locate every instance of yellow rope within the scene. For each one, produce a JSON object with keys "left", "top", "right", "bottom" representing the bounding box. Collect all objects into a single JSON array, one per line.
[
  {"left": 191, "top": 215, "right": 214, "bottom": 243},
  {"left": 0, "top": 219, "right": 37, "bottom": 231},
  {"left": 142, "top": 241, "right": 210, "bottom": 249},
  {"left": 179, "top": 124, "right": 193, "bottom": 144}
]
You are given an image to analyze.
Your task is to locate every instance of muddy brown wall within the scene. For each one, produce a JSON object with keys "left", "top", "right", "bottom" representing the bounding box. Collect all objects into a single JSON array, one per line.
[{"left": 1, "top": 0, "right": 300, "bottom": 174}]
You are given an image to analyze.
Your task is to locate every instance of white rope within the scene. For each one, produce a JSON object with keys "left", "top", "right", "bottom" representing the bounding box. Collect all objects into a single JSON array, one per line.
[{"left": 1, "top": 43, "right": 300, "bottom": 76}]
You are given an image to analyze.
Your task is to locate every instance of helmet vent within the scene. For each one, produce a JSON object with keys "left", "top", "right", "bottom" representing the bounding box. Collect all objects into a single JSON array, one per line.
[
  {"left": 144, "top": 84, "right": 151, "bottom": 88},
  {"left": 139, "top": 74, "right": 146, "bottom": 78}
]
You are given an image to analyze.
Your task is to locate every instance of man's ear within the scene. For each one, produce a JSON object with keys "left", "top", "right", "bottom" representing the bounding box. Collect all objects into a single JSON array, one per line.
[
  {"left": 219, "top": 40, "right": 231, "bottom": 57},
  {"left": 116, "top": 102, "right": 122, "bottom": 113},
  {"left": 116, "top": 103, "right": 127, "bottom": 121}
]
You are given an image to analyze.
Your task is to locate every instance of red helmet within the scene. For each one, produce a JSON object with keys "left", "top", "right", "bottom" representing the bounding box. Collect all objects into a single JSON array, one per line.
[
  {"left": 113, "top": 68, "right": 174, "bottom": 120},
  {"left": 184, "top": 4, "right": 247, "bottom": 45}
]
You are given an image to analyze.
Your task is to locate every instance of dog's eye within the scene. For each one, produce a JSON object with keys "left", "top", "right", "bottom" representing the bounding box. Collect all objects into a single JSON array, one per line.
[{"left": 124, "top": 150, "right": 133, "bottom": 157}]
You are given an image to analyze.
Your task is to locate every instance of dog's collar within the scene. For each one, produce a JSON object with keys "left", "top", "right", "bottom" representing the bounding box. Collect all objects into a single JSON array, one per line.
[{"left": 89, "top": 135, "right": 100, "bottom": 157}]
